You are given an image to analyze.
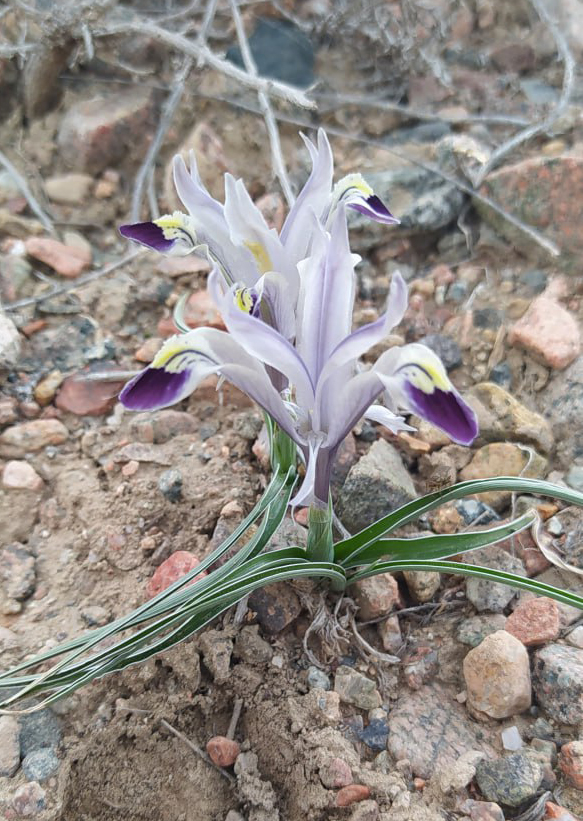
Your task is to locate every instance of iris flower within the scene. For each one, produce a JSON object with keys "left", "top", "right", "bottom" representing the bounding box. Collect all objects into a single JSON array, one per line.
[{"left": 119, "top": 130, "right": 478, "bottom": 505}]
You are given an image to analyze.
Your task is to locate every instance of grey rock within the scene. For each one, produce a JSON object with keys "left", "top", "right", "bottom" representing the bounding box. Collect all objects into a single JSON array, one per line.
[
  {"left": 334, "top": 666, "right": 381, "bottom": 710},
  {"left": 489, "top": 362, "right": 512, "bottom": 389},
  {"left": 233, "top": 626, "right": 273, "bottom": 665},
  {"left": 387, "top": 683, "right": 496, "bottom": 779},
  {"left": 542, "top": 355, "right": 583, "bottom": 464},
  {"left": 475, "top": 753, "right": 544, "bottom": 807},
  {"left": 22, "top": 748, "right": 59, "bottom": 782},
  {"left": 358, "top": 717, "right": 389, "bottom": 751},
  {"left": 457, "top": 614, "right": 507, "bottom": 647},
  {"left": 0, "top": 544, "right": 36, "bottom": 601},
  {"left": 520, "top": 269, "right": 548, "bottom": 293},
  {"left": 307, "top": 666, "right": 330, "bottom": 691},
  {"left": 456, "top": 499, "right": 500, "bottom": 525},
  {"left": 447, "top": 281, "right": 469, "bottom": 303},
  {"left": 464, "top": 546, "right": 525, "bottom": 612},
  {"left": 566, "top": 464, "right": 583, "bottom": 493},
  {"left": 19, "top": 708, "right": 61, "bottom": 757},
  {"left": 337, "top": 440, "right": 416, "bottom": 533},
  {"left": 528, "top": 717, "right": 555, "bottom": 742},
  {"left": 158, "top": 468, "right": 183, "bottom": 502},
  {"left": 267, "top": 517, "right": 307, "bottom": 550},
  {"left": 419, "top": 333, "right": 462, "bottom": 370},
  {"left": 81, "top": 605, "right": 110, "bottom": 626},
  {"left": 199, "top": 630, "right": 233, "bottom": 684},
  {"left": 532, "top": 643, "right": 583, "bottom": 725},
  {"left": 227, "top": 18, "right": 314, "bottom": 88},
  {"left": 0, "top": 715, "right": 20, "bottom": 777},
  {"left": 473, "top": 308, "right": 503, "bottom": 330},
  {"left": 0, "top": 308, "right": 22, "bottom": 371}
]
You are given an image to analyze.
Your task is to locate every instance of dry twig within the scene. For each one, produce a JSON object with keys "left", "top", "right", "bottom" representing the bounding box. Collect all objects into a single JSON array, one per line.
[
  {"left": 0, "top": 149, "right": 55, "bottom": 236},
  {"left": 160, "top": 718, "right": 235, "bottom": 784}
]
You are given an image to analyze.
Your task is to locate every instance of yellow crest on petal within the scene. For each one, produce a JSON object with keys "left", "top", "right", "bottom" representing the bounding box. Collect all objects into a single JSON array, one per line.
[
  {"left": 154, "top": 212, "right": 196, "bottom": 243},
  {"left": 244, "top": 240, "right": 272, "bottom": 274},
  {"left": 151, "top": 336, "right": 192, "bottom": 373},
  {"left": 333, "top": 173, "right": 374, "bottom": 201},
  {"left": 400, "top": 358, "right": 451, "bottom": 394}
]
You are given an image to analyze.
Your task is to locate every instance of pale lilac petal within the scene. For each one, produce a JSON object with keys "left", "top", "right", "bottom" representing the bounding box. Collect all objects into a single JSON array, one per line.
[
  {"left": 290, "top": 439, "right": 320, "bottom": 507},
  {"left": 321, "top": 369, "right": 384, "bottom": 448},
  {"left": 364, "top": 404, "right": 413, "bottom": 433},
  {"left": 259, "top": 272, "right": 297, "bottom": 341},
  {"left": 280, "top": 129, "right": 334, "bottom": 260},
  {"left": 375, "top": 343, "right": 478, "bottom": 446},
  {"left": 296, "top": 206, "right": 359, "bottom": 383}
]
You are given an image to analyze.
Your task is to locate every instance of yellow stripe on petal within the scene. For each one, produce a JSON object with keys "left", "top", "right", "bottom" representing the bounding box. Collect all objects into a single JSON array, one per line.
[
  {"left": 333, "top": 173, "right": 374, "bottom": 200},
  {"left": 150, "top": 336, "right": 194, "bottom": 373},
  {"left": 154, "top": 212, "right": 197, "bottom": 245},
  {"left": 244, "top": 240, "right": 272, "bottom": 274},
  {"left": 399, "top": 358, "right": 451, "bottom": 394}
]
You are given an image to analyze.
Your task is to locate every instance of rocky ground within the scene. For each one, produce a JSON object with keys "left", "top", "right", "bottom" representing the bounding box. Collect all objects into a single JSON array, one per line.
[{"left": 1, "top": 0, "right": 583, "bottom": 819}]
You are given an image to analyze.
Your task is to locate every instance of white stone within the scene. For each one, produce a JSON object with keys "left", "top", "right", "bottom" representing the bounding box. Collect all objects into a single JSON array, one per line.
[{"left": 501, "top": 725, "right": 523, "bottom": 751}]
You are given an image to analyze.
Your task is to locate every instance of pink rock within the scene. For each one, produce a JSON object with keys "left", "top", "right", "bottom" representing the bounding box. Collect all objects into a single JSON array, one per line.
[
  {"left": 353, "top": 572, "right": 401, "bottom": 620},
  {"left": 319, "top": 757, "right": 353, "bottom": 788},
  {"left": 135, "top": 337, "right": 162, "bottom": 363},
  {"left": 0, "top": 397, "right": 18, "bottom": 427},
  {"left": 206, "top": 736, "right": 240, "bottom": 767},
  {"left": 157, "top": 290, "right": 225, "bottom": 338},
  {"left": 508, "top": 293, "right": 580, "bottom": 369},
  {"left": 559, "top": 741, "right": 583, "bottom": 790},
  {"left": 12, "top": 781, "right": 46, "bottom": 816},
  {"left": 146, "top": 551, "right": 207, "bottom": 598},
  {"left": 336, "top": 785, "right": 371, "bottom": 807},
  {"left": 57, "top": 89, "right": 156, "bottom": 174},
  {"left": 2, "top": 460, "right": 43, "bottom": 491},
  {"left": 0, "top": 419, "right": 68, "bottom": 457},
  {"left": 545, "top": 801, "right": 579, "bottom": 820},
  {"left": 505, "top": 597, "right": 560, "bottom": 646},
  {"left": 25, "top": 237, "right": 91, "bottom": 278},
  {"left": 378, "top": 615, "right": 402, "bottom": 654},
  {"left": 55, "top": 372, "right": 126, "bottom": 416}
]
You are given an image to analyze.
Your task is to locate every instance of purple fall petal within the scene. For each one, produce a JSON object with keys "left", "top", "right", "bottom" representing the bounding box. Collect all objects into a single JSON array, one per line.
[
  {"left": 403, "top": 382, "right": 478, "bottom": 446},
  {"left": 120, "top": 367, "right": 192, "bottom": 411},
  {"left": 348, "top": 194, "right": 399, "bottom": 225},
  {"left": 119, "top": 222, "right": 175, "bottom": 252}
]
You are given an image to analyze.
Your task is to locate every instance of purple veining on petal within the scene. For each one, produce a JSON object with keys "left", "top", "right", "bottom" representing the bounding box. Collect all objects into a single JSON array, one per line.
[
  {"left": 119, "top": 367, "right": 189, "bottom": 411},
  {"left": 119, "top": 222, "right": 175, "bottom": 252},
  {"left": 348, "top": 195, "right": 399, "bottom": 225},
  {"left": 403, "top": 383, "right": 478, "bottom": 446}
]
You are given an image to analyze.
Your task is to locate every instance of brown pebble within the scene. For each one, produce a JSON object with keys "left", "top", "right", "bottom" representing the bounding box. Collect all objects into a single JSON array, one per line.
[
  {"left": 206, "top": 736, "right": 240, "bottom": 767},
  {"left": 336, "top": 785, "right": 370, "bottom": 807},
  {"left": 413, "top": 777, "right": 426, "bottom": 790}
]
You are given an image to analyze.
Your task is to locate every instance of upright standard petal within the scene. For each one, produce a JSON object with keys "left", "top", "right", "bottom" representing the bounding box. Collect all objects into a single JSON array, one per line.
[
  {"left": 375, "top": 343, "right": 478, "bottom": 446},
  {"left": 280, "top": 129, "right": 334, "bottom": 261},
  {"left": 119, "top": 213, "right": 198, "bottom": 255}
]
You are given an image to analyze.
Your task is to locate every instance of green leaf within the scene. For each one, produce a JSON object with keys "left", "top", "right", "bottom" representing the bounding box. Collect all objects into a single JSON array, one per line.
[
  {"left": 341, "top": 510, "right": 537, "bottom": 568},
  {"left": 334, "top": 477, "right": 583, "bottom": 561},
  {"left": 349, "top": 559, "right": 583, "bottom": 610}
]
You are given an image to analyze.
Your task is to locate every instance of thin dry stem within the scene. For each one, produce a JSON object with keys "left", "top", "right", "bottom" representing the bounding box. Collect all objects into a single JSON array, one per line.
[
  {"left": 160, "top": 719, "right": 236, "bottom": 784},
  {"left": 0, "top": 149, "right": 55, "bottom": 235}
]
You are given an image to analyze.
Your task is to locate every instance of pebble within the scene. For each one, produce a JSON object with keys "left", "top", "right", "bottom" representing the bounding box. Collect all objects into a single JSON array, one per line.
[
  {"left": 463, "top": 631, "right": 532, "bottom": 720},
  {"left": 544, "top": 355, "right": 583, "bottom": 464},
  {"left": 467, "top": 382, "right": 553, "bottom": 454},
  {"left": 566, "top": 625, "right": 583, "bottom": 649},
  {"left": 25, "top": 236, "right": 91, "bottom": 278},
  {"left": 558, "top": 741, "right": 583, "bottom": 789},
  {"left": 227, "top": 17, "right": 314, "bottom": 87},
  {"left": 475, "top": 752, "right": 544, "bottom": 807},
  {"left": 418, "top": 333, "right": 462, "bottom": 370},
  {"left": 158, "top": 468, "right": 183, "bottom": 502},
  {"left": 206, "top": 736, "right": 240, "bottom": 767},
  {"left": 456, "top": 499, "right": 499, "bottom": 526},
  {"left": 44, "top": 173, "right": 93, "bottom": 205},
  {"left": 0, "top": 308, "right": 21, "bottom": 370},
  {"left": 457, "top": 614, "right": 507, "bottom": 647},
  {"left": 508, "top": 289, "right": 580, "bottom": 369},
  {"left": 359, "top": 715, "right": 389, "bottom": 751},
  {"left": 58, "top": 88, "right": 156, "bottom": 173},
  {"left": 81, "top": 605, "right": 110, "bottom": 627},
  {"left": 465, "top": 547, "right": 526, "bottom": 612},
  {"left": 21, "top": 748, "right": 59, "bottom": 782},
  {"left": 337, "top": 440, "right": 417, "bottom": 533},
  {"left": 319, "top": 757, "right": 353, "bottom": 788},
  {"left": 403, "top": 570, "right": 440, "bottom": 603},
  {"left": 0, "top": 544, "right": 36, "bottom": 601},
  {"left": 307, "top": 666, "right": 331, "bottom": 691},
  {"left": 135, "top": 337, "right": 162, "bottom": 363},
  {"left": 336, "top": 785, "right": 371, "bottom": 807},
  {"left": 334, "top": 666, "right": 382, "bottom": 710},
  {"left": 56, "top": 372, "right": 124, "bottom": 416},
  {"left": 0, "top": 419, "right": 68, "bottom": 458},
  {"left": 464, "top": 800, "right": 505, "bottom": 821},
  {"left": 199, "top": 630, "right": 233, "bottom": 684},
  {"left": 459, "top": 442, "right": 546, "bottom": 510},
  {"left": 33, "top": 370, "right": 64, "bottom": 406},
  {"left": 532, "top": 643, "right": 583, "bottom": 724},
  {"left": 505, "top": 597, "right": 560, "bottom": 646},
  {"left": 489, "top": 362, "right": 512, "bottom": 389},
  {"left": 130, "top": 409, "right": 197, "bottom": 444},
  {"left": 566, "top": 465, "right": 583, "bottom": 493},
  {"left": 12, "top": 782, "right": 46, "bottom": 817},
  {"left": 233, "top": 625, "right": 273, "bottom": 665},
  {"left": 0, "top": 715, "right": 21, "bottom": 777},
  {"left": 248, "top": 581, "right": 302, "bottom": 634},
  {"left": 0, "top": 396, "right": 18, "bottom": 427},
  {"left": 378, "top": 615, "right": 402, "bottom": 654},
  {"left": 352, "top": 572, "right": 400, "bottom": 620},
  {"left": 501, "top": 726, "right": 523, "bottom": 751},
  {"left": 2, "top": 461, "right": 44, "bottom": 491},
  {"left": 545, "top": 802, "right": 579, "bottom": 820},
  {"left": 146, "top": 551, "right": 206, "bottom": 599},
  {"left": 19, "top": 708, "right": 61, "bottom": 758},
  {"left": 436, "top": 750, "right": 485, "bottom": 793}
]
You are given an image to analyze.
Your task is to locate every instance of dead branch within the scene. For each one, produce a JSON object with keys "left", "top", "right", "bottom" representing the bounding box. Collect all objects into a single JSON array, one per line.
[
  {"left": 228, "top": 0, "right": 295, "bottom": 206},
  {"left": 0, "top": 149, "right": 55, "bottom": 236},
  {"left": 160, "top": 718, "right": 235, "bottom": 784}
]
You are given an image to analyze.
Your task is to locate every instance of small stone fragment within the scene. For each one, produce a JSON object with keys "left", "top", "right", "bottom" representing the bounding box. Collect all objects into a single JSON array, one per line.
[
  {"left": 0, "top": 419, "right": 68, "bottom": 458},
  {"left": 403, "top": 570, "right": 440, "bottom": 603},
  {"left": 199, "top": 630, "right": 233, "bottom": 684},
  {"left": 248, "top": 581, "right": 302, "bottom": 634},
  {"left": 359, "top": 713, "right": 389, "bottom": 751},
  {"left": 25, "top": 236, "right": 91, "bottom": 278},
  {"left": 465, "top": 547, "right": 526, "bottom": 612},
  {"left": 463, "top": 631, "right": 532, "bottom": 720},
  {"left": 19, "top": 709, "right": 61, "bottom": 757},
  {"left": 459, "top": 442, "right": 546, "bottom": 510},
  {"left": 206, "top": 736, "right": 240, "bottom": 767},
  {"left": 158, "top": 468, "right": 183, "bottom": 502},
  {"left": 45, "top": 173, "right": 93, "bottom": 205},
  {"left": 508, "top": 289, "right": 580, "bottom": 369},
  {"left": 233, "top": 625, "right": 273, "bottom": 665},
  {"left": 12, "top": 781, "right": 46, "bottom": 817},
  {"left": 56, "top": 372, "right": 124, "bottom": 416},
  {"left": 0, "top": 715, "right": 20, "bottom": 777},
  {"left": 0, "top": 308, "right": 21, "bottom": 370},
  {"left": 21, "top": 748, "right": 59, "bottom": 782},
  {"left": 307, "top": 666, "right": 331, "bottom": 691},
  {"left": 0, "top": 544, "right": 36, "bottom": 601},
  {"left": 146, "top": 551, "right": 206, "bottom": 599},
  {"left": 2, "top": 461, "right": 43, "bottom": 491},
  {"left": 336, "top": 785, "right": 371, "bottom": 807},
  {"left": 558, "top": 740, "right": 583, "bottom": 789},
  {"left": 437, "top": 750, "right": 485, "bottom": 794},
  {"left": 532, "top": 643, "right": 583, "bottom": 724},
  {"left": 566, "top": 625, "right": 583, "bottom": 649},
  {"left": 353, "top": 572, "right": 400, "bottom": 620},
  {"left": 475, "top": 753, "right": 544, "bottom": 807},
  {"left": 33, "top": 370, "right": 64, "bottom": 406},
  {"left": 81, "top": 605, "right": 110, "bottom": 627},
  {"left": 464, "top": 800, "right": 505, "bottom": 821},
  {"left": 378, "top": 615, "right": 402, "bottom": 654},
  {"left": 545, "top": 802, "right": 579, "bottom": 820},
  {"left": 134, "top": 337, "right": 162, "bottom": 363},
  {"left": 319, "top": 757, "right": 353, "bottom": 788},
  {"left": 505, "top": 597, "right": 560, "bottom": 646},
  {"left": 501, "top": 726, "right": 523, "bottom": 751},
  {"left": 403, "top": 646, "right": 439, "bottom": 690},
  {"left": 334, "top": 666, "right": 382, "bottom": 710}
]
